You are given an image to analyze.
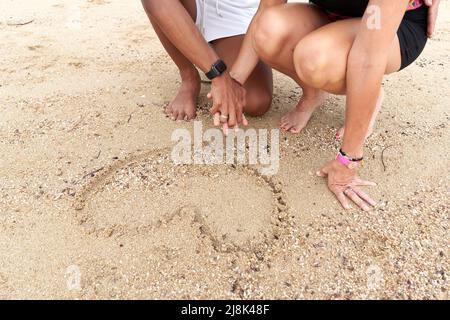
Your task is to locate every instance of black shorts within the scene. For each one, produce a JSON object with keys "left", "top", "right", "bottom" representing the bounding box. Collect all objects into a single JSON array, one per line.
[
  {"left": 397, "top": 5, "right": 428, "bottom": 70},
  {"left": 310, "top": 1, "right": 429, "bottom": 71}
]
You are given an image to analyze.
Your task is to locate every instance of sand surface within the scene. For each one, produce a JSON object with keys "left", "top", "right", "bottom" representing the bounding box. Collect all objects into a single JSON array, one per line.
[{"left": 0, "top": 0, "right": 449, "bottom": 299}]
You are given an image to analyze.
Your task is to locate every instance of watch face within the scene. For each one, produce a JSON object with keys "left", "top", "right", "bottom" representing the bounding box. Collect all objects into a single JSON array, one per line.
[
  {"left": 206, "top": 60, "right": 227, "bottom": 80},
  {"left": 212, "top": 65, "right": 220, "bottom": 76},
  {"left": 216, "top": 60, "right": 227, "bottom": 73}
]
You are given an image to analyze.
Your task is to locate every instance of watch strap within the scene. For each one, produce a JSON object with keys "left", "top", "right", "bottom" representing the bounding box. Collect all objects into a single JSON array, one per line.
[{"left": 206, "top": 59, "right": 227, "bottom": 80}]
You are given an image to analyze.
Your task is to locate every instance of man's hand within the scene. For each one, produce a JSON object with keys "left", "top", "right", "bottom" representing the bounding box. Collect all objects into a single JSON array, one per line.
[
  {"left": 424, "top": 0, "right": 441, "bottom": 38},
  {"left": 207, "top": 73, "right": 247, "bottom": 134}
]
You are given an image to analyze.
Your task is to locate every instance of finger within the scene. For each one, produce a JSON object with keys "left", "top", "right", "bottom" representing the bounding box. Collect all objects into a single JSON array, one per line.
[
  {"left": 241, "top": 95, "right": 247, "bottom": 116},
  {"left": 345, "top": 189, "right": 370, "bottom": 211},
  {"left": 222, "top": 123, "right": 229, "bottom": 136},
  {"left": 214, "top": 113, "right": 220, "bottom": 126},
  {"left": 228, "top": 108, "right": 237, "bottom": 128},
  {"left": 429, "top": 13, "right": 437, "bottom": 38},
  {"left": 316, "top": 165, "right": 330, "bottom": 177},
  {"left": 207, "top": 92, "right": 212, "bottom": 100},
  {"left": 210, "top": 101, "right": 221, "bottom": 115},
  {"left": 234, "top": 124, "right": 240, "bottom": 133},
  {"left": 236, "top": 107, "right": 243, "bottom": 125},
  {"left": 353, "top": 178, "right": 377, "bottom": 187},
  {"left": 218, "top": 104, "right": 228, "bottom": 123},
  {"left": 219, "top": 113, "right": 228, "bottom": 123},
  {"left": 352, "top": 187, "right": 377, "bottom": 207},
  {"left": 243, "top": 114, "right": 249, "bottom": 126},
  {"left": 428, "top": 12, "right": 434, "bottom": 37},
  {"left": 428, "top": 4, "right": 439, "bottom": 38},
  {"left": 334, "top": 190, "right": 351, "bottom": 210},
  {"left": 424, "top": 0, "right": 432, "bottom": 5},
  {"left": 316, "top": 170, "right": 326, "bottom": 177}
]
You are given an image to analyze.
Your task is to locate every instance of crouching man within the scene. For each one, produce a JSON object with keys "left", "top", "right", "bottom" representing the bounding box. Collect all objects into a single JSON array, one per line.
[{"left": 142, "top": 0, "right": 273, "bottom": 125}]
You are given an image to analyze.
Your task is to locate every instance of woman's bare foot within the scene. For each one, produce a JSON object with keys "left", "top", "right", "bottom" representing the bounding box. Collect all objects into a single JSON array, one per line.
[
  {"left": 335, "top": 88, "right": 385, "bottom": 140},
  {"left": 165, "top": 69, "right": 201, "bottom": 121},
  {"left": 280, "top": 90, "right": 327, "bottom": 134}
]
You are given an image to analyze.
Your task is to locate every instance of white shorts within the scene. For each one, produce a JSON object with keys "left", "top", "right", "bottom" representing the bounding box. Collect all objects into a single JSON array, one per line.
[{"left": 195, "top": 0, "right": 259, "bottom": 43}]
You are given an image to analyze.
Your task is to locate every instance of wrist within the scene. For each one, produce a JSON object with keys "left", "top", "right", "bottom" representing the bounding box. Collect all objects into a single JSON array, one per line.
[
  {"left": 340, "top": 142, "right": 364, "bottom": 159},
  {"left": 339, "top": 148, "right": 364, "bottom": 162},
  {"left": 211, "top": 71, "right": 230, "bottom": 85},
  {"left": 229, "top": 70, "right": 244, "bottom": 85},
  {"left": 336, "top": 149, "right": 364, "bottom": 170},
  {"left": 206, "top": 59, "right": 227, "bottom": 81}
]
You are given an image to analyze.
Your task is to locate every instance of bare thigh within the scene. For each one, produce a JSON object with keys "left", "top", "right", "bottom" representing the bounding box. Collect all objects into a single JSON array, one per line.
[
  {"left": 212, "top": 35, "right": 273, "bottom": 116},
  {"left": 294, "top": 18, "right": 402, "bottom": 94},
  {"left": 254, "top": 3, "right": 330, "bottom": 81}
]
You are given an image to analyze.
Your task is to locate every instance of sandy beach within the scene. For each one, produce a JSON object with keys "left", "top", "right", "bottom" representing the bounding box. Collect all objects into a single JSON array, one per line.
[{"left": 0, "top": 0, "right": 448, "bottom": 299}]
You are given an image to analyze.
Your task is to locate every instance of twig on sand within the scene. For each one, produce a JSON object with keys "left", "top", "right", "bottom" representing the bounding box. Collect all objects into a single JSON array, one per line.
[
  {"left": 82, "top": 166, "right": 104, "bottom": 179},
  {"left": 381, "top": 145, "right": 393, "bottom": 172},
  {"left": 7, "top": 19, "right": 34, "bottom": 26}
]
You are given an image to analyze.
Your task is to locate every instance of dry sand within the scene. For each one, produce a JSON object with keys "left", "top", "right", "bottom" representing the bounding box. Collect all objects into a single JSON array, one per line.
[{"left": 0, "top": 0, "right": 449, "bottom": 299}]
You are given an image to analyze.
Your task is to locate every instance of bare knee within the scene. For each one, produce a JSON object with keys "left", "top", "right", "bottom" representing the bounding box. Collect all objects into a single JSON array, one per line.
[
  {"left": 245, "top": 89, "right": 272, "bottom": 117},
  {"left": 293, "top": 41, "right": 330, "bottom": 88},
  {"left": 254, "top": 8, "right": 293, "bottom": 62},
  {"left": 293, "top": 40, "right": 344, "bottom": 89}
]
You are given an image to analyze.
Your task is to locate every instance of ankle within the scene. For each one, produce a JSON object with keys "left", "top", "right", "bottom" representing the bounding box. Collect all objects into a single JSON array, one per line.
[
  {"left": 179, "top": 67, "right": 200, "bottom": 83},
  {"left": 302, "top": 89, "right": 326, "bottom": 101}
]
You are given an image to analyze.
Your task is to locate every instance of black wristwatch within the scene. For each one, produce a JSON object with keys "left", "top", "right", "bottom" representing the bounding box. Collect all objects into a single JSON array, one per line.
[{"left": 205, "top": 59, "right": 227, "bottom": 80}]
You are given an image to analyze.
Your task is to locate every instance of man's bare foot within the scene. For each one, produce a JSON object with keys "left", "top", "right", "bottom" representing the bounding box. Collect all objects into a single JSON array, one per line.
[
  {"left": 165, "top": 69, "right": 201, "bottom": 121},
  {"left": 335, "top": 88, "right": 385, "bottom": 140},
  {"left": 280, "top": 91, "right": 327, "bottom": 134}
]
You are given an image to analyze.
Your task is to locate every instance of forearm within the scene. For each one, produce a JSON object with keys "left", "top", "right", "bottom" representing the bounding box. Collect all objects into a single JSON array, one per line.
[
  {"left": 230, "top": 12, "right": 262, "bottom": 84},
  {"left": 142, "top": 0, "right": 218, "bottom": 73},
  {"left": 342, "top": 0, "right": 409, "bottom": 158},
  {"left": 230, "top": 0, "right": 286, "bottom": 84},
  {"left": 342, "top": 51, "right": 386, "bottom": 157}
]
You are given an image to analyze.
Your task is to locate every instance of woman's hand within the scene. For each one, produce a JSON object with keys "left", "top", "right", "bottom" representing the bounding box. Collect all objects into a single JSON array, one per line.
[
  {"left": 424, "top": 0, "right": 441, "bottom": 38},
  {"left": 207, "top": 73, "right": 247, "bottom": 134},
  {"left": 317, "top": 160, "right": 377, "bottom": 211}
]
